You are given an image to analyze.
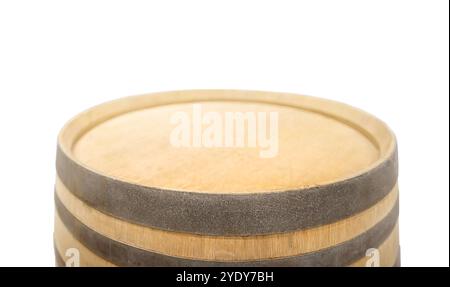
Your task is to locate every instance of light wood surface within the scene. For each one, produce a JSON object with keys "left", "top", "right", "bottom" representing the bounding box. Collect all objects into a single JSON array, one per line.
[
  {"left": 59, "top": 90, "right": 396, "bottom": 194},
  {"left": 73, "top": 101, "right": 379, "bottom": 193},
  {"left": 56, "top": 176, "right": 398, "bottom": 261},
  {"left": 54, "top": 214, "right": 399, "bottom": 267}
]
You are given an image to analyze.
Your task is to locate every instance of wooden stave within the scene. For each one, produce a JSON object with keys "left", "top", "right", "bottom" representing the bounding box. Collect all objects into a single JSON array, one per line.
[
  {"left": 53, "top": 212, "right": 400, "bottom": 267},
  {"left": 54, "top": 190, "right": 399, "bottom": 267},
  {"left": 54, "top": 250, "right": 402, "bottom": 268},
  {"left": 55, "top": 176, "right": 399, "bottom": 261},
  {"left": 54, "top": 247, "right": 65, "bottom": 267},
  {"left": 56, "top": 90, "right": 398, "bottom": 236}
]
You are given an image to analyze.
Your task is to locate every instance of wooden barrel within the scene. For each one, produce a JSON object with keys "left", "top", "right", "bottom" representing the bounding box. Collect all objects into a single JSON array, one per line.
[{"left": 54, "top": 90, "right": 400, "bottom": 267}]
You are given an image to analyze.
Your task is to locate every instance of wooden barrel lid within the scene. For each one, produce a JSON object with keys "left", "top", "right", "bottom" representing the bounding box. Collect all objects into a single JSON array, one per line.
[{"left": 56, "top": 90, "right": 398, "bottom": 235}]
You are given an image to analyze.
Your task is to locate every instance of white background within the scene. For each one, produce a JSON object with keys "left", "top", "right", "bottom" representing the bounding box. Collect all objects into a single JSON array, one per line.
[{"left": 0, "top": 0, "right": 448, "bottom": 267}]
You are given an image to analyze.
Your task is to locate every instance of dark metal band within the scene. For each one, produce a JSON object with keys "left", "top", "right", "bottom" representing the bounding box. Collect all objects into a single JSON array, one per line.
[
  {"left": 54, "top": 193, "right": 399, "bottom": 267},
  {"left": 56, "top": 144, "right": 398, "bottom": 236}
]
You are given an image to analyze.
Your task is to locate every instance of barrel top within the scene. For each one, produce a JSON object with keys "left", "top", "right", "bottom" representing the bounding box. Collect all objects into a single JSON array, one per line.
[
  {"left": 59, "top": 90, "right": 395, "bottom": 195},
  {"left": 56, "top": 90, "right": 398, "bottom": 235}
]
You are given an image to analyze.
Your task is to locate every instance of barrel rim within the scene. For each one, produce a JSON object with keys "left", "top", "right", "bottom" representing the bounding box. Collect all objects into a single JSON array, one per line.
[{"left": 58, "top": 89, "right": 397, "bottom": 195}]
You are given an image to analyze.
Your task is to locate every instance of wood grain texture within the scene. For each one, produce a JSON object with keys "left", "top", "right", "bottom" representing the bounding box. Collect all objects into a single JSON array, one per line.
[
  {"left": 55, "top": 196, "right": 398, "bottom": 266},
  {"left": 59, "top": 90, "right": 396, "bottom": 165},
  {"left": 55, "top": 176, "right": 398, "bottom": 261},
  {"left": 73, "top": 102, "right": 379, "bottom": 193},
  {"left": 54, "top": 215, "right": 399, "bottom": 267}
]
